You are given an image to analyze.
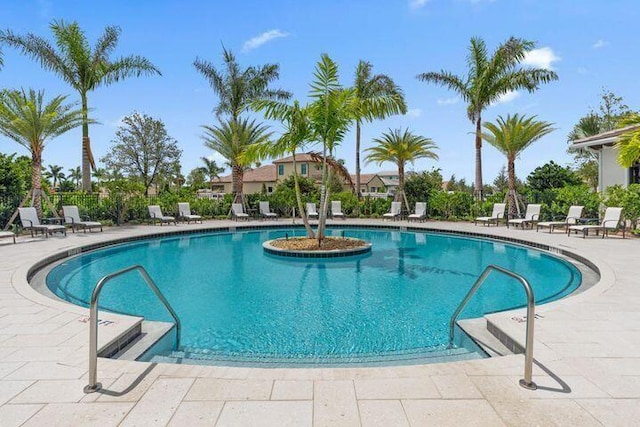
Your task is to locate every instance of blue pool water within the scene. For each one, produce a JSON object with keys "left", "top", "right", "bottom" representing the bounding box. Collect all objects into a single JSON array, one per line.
[{"left": 46, "top": 228, "right": 581, "bottom": 365}]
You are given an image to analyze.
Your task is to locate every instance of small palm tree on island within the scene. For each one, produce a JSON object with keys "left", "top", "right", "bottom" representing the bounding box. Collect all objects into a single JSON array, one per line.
[
  {"left": 481, "top": 114, "right": 554, "bottom": 216},
  {"left": 1, "top": 20, "right": 161, "bottom": 192},
  {"left": 365, "top": 128, "right": 439, "bottom": 213},
  {"left": 0, "top": 89, "right": 86, "bottom": 217},
  {"left": 417, "top": 36, "right": 558, "bottom": 198}
]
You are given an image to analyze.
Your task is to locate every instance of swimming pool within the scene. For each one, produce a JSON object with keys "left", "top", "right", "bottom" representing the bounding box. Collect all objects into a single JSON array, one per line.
[{"left": 46, "top": 227, "right": 581, "bottom": 366}]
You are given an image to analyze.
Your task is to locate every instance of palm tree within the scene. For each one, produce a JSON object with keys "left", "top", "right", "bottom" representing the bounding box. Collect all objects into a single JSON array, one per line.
[
  {"left": 193, "top": 47, "right": 290, "bottom": 122},
  {"left": 567, "top": 113, "right": 603, "bottom": 191},
  {"left": 201, "top": 118, "right": 272, "bottom": 204},
  {"left": 365, "top": 128, "right": 438, "bottom": 212},
  {"left": 482, "top": 114, "right": 554, "bottom": 215},
  {"left": 352, "top": 60, "right": 406, "bottom": 197},
  {"left": 615, "top": 114, "right": 640, "bottom": 168},
  {"left": 68, "top": 166, "right": 82, "bottom": 189},
  {"left": 197, "top": 157, "right": 225, "bottom": 190},
  {"left": 417, "top": 37, "right": 558, "bottom": 198},
  {"left": 1, "top": 20, "right": 161, "bottom": 191},
  {"left": 45, "top": 164, "right": 65, "bottom": 190},
  {"left": 0, "top": 89, "right": 85, "bottom": 217},
  {"left": 92, "top": 167, "right": 108, "bottom": 186}
]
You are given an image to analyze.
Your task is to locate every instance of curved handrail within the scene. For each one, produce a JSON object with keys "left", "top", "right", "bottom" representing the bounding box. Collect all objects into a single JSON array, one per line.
[
  {"left": 449, "top": 264, "right": 537, "bottom": 390},
  {"left": 84, "top": 265, "right": 181, "bottom": 393}
]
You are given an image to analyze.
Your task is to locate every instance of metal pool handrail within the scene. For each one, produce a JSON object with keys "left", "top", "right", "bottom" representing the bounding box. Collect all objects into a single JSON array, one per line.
[
  {"left": 449, "top": 264, "right": 537, "bottom": 390},
  {"left": 84, "top": 265, "right": 181, "bottom": 393}
]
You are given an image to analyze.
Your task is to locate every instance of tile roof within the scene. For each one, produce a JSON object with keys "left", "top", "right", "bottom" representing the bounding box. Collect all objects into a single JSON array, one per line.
[
  {"left": 213, "top": 164, "right": 277, "bottom": 183},
  {"left": 272, "top": 153, "right": 318, "bottom": 163}
]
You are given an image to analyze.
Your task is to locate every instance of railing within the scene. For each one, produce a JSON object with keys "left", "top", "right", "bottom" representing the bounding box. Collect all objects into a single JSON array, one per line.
[
  {"left": 449, "top": 264, "right": 537, "bottom": 390},
  {"left": 84, "top": 265, "right": 181, "bottom": 393}
]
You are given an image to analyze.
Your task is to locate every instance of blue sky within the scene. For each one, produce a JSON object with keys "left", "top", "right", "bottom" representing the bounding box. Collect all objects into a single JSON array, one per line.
[{"left": 1, "top": 0, "right": 638, "bottom": 184}]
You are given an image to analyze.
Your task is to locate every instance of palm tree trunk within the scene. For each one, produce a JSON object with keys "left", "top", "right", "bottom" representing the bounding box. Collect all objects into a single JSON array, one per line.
[
  {"left": 397, "top": 162, "right": 409, "bottom": 212},
  {"left": 355, "top": 121, "right": 361, "bottom": 198},
  {"left": 81, "top": 94, "right": 92, "bottom": 193},
  {"left": 507, "top": 156, "right": 517, "bottom": 217},
  {"left": 32, "top": 153, "right": 43, "bottom": 219},
  {"left": 292, "top": 153, "right": 315, "bottom": 238},
  {"left": 474, "top": 116, "right": 483, "bottom": 200},
  {"left": 232, "top": 165, "right": 244, "bottom": 205},
  {"left": 317, "top": 141, "right": 329, "bottom": 244}
]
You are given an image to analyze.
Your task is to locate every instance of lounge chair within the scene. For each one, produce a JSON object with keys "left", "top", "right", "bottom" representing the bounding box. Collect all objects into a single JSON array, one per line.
[
  {"left": 231, "top": 203, "right": 249, "bottom": 221},
  {"left": 408, "top": 202, "right": 427, "bottom": 222},
  {"left": 0, "top": 231, "right": 16, "bottom": 244},
  {"left": 568, "top": 207, "right": 625, "bottom": 238},
  {"left": 306, "top": 203, "right": 318, "bottom": 219},
  {"left": 383, "top": 202, "right": 402, "bottom": 221},
  {"left": 536, "top": 205, "right": 584, "bottom": 233},
  {"left": 474, "top": 203, "right": 506, "bottom": 226},
  {"left": 178, "top": 202, "right": 202, "bottom": 224},
  {"left": 62, "top": 205, "right": 103, "bottom": 233},
  {"left": 148, "top": 205, "right": 176, "bottom": 226},
  {"left": 508, "top": 204, "right": 541, "bottom": 229},
  {"left": 331, "top": 201, "right": 345, "bottom": 220},
  {"left": 18, "top": 207, "right": 66, "bottom": 237},
  {"left": 259, "top": 201, "right": 278, "bottom": 220}
]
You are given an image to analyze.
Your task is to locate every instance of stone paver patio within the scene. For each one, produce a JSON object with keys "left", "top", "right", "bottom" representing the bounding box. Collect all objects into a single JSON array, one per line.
[{"left": 0, "top": 219, "right": 638, "bottom": 426}]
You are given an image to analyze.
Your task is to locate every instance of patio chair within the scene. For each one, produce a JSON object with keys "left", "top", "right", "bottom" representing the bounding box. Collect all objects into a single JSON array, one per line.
[
  {"left": 474, "top": 203, "right": 506, "bottom": 226},
  {"left": 18, "top": 207, "right": 66, "bottom": 237},
  {"left": 62, "top": 205, "right": 103, "bottom": 233},
  {"left": 383, "top": 201, "right": 402, "bottom": 221},
  {"left": 331, "top": 201, "right": 345, "bottom": 220},
  {"left": 536, "top": 205, "right": 584, "bottom": 233},
  {"left": 148, "top": 205, "right": 177, "bottom": 226},
  {"left": 568, "top": 207, "right": 625, "bottom": 238},
  {"left": 306, "top": 203, "right": 318, "bottom": 219},
  {"left": 508, "top": 204, "right": 541, "bottom": 229},
  {"left": 231, "top": 203, "right": 249, "bottom": 221},
  {"left": 259, "top": 201, "right": 278, "bottom": 220},
  {"left": 0, "top": 231, "right": 16, "bottom": 244},
  {"left": 408, "top": 202, "right": 427, "bottom": 222},
  {"left": 178, "top": 202, "right": 202, "bottom": 224}
]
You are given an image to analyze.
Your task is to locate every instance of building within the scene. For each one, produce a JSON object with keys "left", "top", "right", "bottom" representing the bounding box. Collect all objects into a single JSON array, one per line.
[
  {"left": 570, "top": 124, "right": 640, "bottom": 192},
  {"left": 211, "top": 164, "right": 277, "bottom": 195},
  {"left": 352, "top": 173, "right": 386, "bottom": 194}
]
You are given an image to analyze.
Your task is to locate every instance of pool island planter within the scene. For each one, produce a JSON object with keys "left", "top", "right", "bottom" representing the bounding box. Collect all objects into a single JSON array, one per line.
[{"left": 263, "top": 237, "right": 372, "bottom": 258}]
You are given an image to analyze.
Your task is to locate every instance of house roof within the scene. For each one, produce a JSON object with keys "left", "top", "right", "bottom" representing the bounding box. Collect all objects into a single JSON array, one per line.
[
  {"left": 272, "top": 153, "right": 318, "bottom": 163},
  {"left": 351, "top": 173, "right": 378, "bottom": 184},
  {"left": 213, "top": 164, "right": 277, "bottom": 183},
  {"left": 571, "top": 124, "right": 640, "bottom": 149}
]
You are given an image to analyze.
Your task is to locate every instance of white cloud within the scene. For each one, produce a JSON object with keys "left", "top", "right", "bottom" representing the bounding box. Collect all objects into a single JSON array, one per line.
[
  {"left": 406, "top": 108, "right": 422, "bottom": 118},
  {"left": 492, "top": 90, "right": 520, "bottom": 106},
  {"left": 437, "top": 97, "right": 458, "bottom": 105},
  {"left": 409, "top": 0, "right": 430, "bottom": 10},
  {"left": 242, "top": 29, "right": 289, "bottom": 53},
  {"left": 593, "top": 39, "right": 609, "bottom": 49},
  {"left": 522, "top": 47, "right": 561, "bottom": 70}
]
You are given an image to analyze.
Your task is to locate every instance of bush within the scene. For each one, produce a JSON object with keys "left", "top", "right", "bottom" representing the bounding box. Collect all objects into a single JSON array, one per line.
[
  {"left": 428, "top": 190, "right": 474, "bottom": 220},
  {"left": 604, "top": 184, "right": 640, "bottom": 228}
]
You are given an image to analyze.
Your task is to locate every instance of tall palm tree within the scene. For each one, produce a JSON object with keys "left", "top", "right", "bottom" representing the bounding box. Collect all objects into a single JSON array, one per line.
[
  {"left": 567, "top": 113, "right": 602, "bottom": 191},
  {"left": 197, "top": 157, "right": 225, "bottom": 190},
  {"left": 68, "top": 166, "right": 82, "bottom": 189},
  {"left": 1, "top": 20, "right": 161, "bottom": 191},
  {"left": 482, "top": 114, "right": 554, "bottom": 215},
  {"left": 615, "top": 114, "right": 640, "bottom": 168},
  {"left": 417, "top": 37, "right": 558, "bottom": 198},
  {"left": 201, "top": 118, "right": 272, "bottom": 204},
  {"left": 352, "top": 61, "right": 406, "bottom": 197},
  {"left": 45, "top": 164, "right": 65, "bottom": 189},
  {"left": 365, "top": 128, "right": 438, "bottom": 212},
  {"left": 0, "top": 89, "right": 85, "bottom": 217},
  {"left": 193, "top": 47, "right": 290, "bottom": 122}
]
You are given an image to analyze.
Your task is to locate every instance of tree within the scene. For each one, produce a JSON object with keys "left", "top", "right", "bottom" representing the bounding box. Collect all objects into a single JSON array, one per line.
[
  {"left": 0, "top": 153, "right": 31, "bottom": 197},
  {"left": 526, "top": 161, "right": 581, "bottom": 192},
  {"left": 68, "top": 166, "right": 81, "bottom": 189},
  {"left": 197, "top": 157, "right": 225, "bottom": 190},
  {"left": 1, "top": 20, "right": 161, "bottom": 191},
  {"left": 616, "top": 114, "right": 640, "bottom": 168},
  {"left": 365, "top": 128, "right": 438, "bottom": 211},
  {"left": 201, "top": 118, "right": 271, "bottom": 203},
  {"left": 352, "top": 60, "right": 406, "bottom": 197},
  {"left": 417, "top": 36, "right": 558, "bottom": 198},
  {"left": 44, "top": 164, "right": 65, "bottom": 190},
  {"left": 101, "top": 112, "right": 182, "bottom": 196},
  {"left": 404, "top": 168, "right": 443, "bottom": 208},
  {"left": 0, "top": 89, "right": 85, "bottom": 216},
  {"left": 186, "top": 168, "right": 207, "bottom": 189},
  {"left": 481, "top": 114, "right": 554, "bottom": 215}
]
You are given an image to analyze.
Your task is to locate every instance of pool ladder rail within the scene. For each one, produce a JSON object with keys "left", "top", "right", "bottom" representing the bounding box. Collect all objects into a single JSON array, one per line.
[
  {"left": 449, "top": 264, "right": 537, "bottom": 391},
  {"left": 84, "top": 265, "right": 181, "bottom": 394}
]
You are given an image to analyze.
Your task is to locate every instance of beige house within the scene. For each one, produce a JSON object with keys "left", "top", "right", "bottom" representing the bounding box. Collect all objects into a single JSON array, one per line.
[
  {"left": 211, "top": 164, "right": 278, "bottom": 195},
  {"left": 352, "top": 174, "right": 386, "bottom": 193},
  {"left": 273, "top": 154, "right": 323, "bottom": 183},
  {"left": 571, "top": 124, "right": 640, "bottom": 192}
]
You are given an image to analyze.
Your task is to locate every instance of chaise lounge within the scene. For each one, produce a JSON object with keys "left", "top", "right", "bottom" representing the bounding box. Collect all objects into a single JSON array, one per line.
[
  {"left": 536, "top": 205, "right": 584, "bottom": 233},
  {"left": 331, "top": 201, "right": 345, "bottom": 220},
  {"left": 568, "top": 207, "right": 624, "bottom": 238},
  {"left": 148, "top": 205, "right": 177, "bottom": 226},
  {"left": 475, "top": 203, "right": 506, "bottom": 226},
  {"left": 259, "top": 201, "right": 278, "bottom": 220},
  {"left": 508, "top": 204, "right": 541, "bottom": 229},
  {"left": 178, "top": 202, "right": 202, "bottom": 224},
  {"left": 63, "top": 205, "right": 103, "bottom": 232},
  {"left": 408, "top": 202, "right": 427, "bottom": 222},
  {"left": 383, "top": 202, "right": 402, "bottom": 221},
  {"left": 18, "top": 207, "right": 66, "bottom": 237},
  {"left": 231, "top": 203, "right": 249, "bottom": 221},
  {"left": 306, "top": 203, "right": 318, "bottom": 220}
]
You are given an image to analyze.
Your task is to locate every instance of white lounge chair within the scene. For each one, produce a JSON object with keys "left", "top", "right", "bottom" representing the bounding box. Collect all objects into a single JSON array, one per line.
[
  {"left": 148, "top": 205, "right": 176, "bottom": 226},
  {"left": 383, "top": 202, "right": 402, "bottom": 221},
  {"left": 231, "top": 203, "right": 249, "bottom": 221},
  {"left": 568, "top": 207, "right": 625, "bottom": 238},
  {"left": 306, "top": 203, "right": 318, "bottom": 219},
  {"left": 178, "top": 202, "right": 202, "bottom": 224},
  {"left": 259, "top": 201, "right": 278, "bottom": 220},
  {"left": 18, "top": 207, "right": 66, "bottom": 237},
  {"left": 63, "top": 205, "right": 103, "bottom": 233},
  {"left": 475, "top": 203, "right": 506, "bottom": 226},
  {"left": 537, "top": 205, "right": 584, "bottom": 233},
  {"left": 331, "top": 201, "right": 345, "bottom": 220},
  {"left": 408, "top": 202, "right": 427, "bottom": 222},
  {"left": 508, "top": 204, "right": 541, "bottom": 229},
  {"left": 0, "top": 231, "right": 16, "bottom": 244}
]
